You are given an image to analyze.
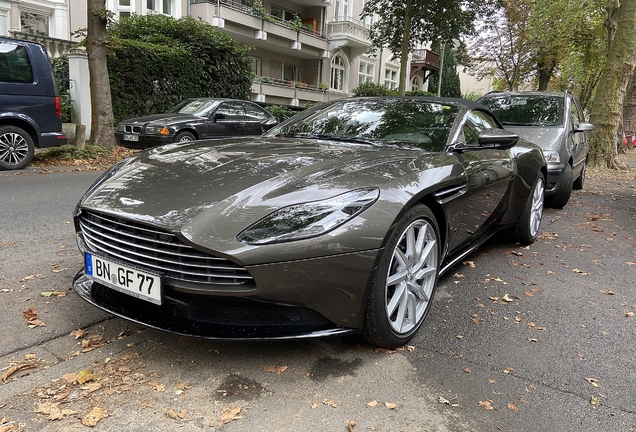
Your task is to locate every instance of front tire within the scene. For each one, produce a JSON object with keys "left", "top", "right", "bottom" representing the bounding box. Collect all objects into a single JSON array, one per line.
[
  {"left": 514, "top": 172, "right": 545, "bottom": 245},
  {"left": 0, "top": 125, "right": 35, "bottom": 170},
  {"left": 362, "top": 205, "right": 440, "bottom": 348},
  {"left": 175, "top": 131, "right": 196, "bottom": 143}
]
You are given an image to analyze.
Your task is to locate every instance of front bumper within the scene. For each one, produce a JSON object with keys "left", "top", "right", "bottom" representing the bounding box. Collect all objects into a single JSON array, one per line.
[
  {"left": 72, "top": 248, "right": 380, "bottom": 341},
  {"left": 545, "top": 162, "right": 566, "bottom": 194},
  {"left": 115, "top": 132, "right": 174, "bottom": 149}
]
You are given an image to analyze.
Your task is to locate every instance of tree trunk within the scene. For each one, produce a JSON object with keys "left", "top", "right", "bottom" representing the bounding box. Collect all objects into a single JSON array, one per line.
[
  {"left": 622, "top": 73, "right": 636, "bottom": 138},
  {"left": 588, "top": 0, "right": 636, "bottom": 169},
  {"left": 87, "top": 0, "right": 115, "bottom": 147},
  {"left": 536, "top": 59, "right": 555, "bottom": 91},
  {"left": 397, "top": 0, "right": 413, "bottom": 97}
]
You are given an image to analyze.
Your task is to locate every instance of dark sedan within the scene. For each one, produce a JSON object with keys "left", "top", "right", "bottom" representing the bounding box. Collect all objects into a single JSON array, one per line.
[
  {"left": 73, "top": 97, "right": 546, "bottom": 348},
  {"left": 115, "top": 98, "right": 278, "bottom": 149}
]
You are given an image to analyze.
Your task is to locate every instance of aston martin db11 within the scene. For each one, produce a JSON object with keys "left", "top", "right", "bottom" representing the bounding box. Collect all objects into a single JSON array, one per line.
[{"left": 72, "top": 97, "right": 547, "bottom": 348}]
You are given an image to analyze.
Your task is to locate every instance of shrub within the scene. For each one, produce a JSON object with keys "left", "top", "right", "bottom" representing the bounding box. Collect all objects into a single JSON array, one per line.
[
  {"left": 352, "top": 82, "right": 397, "bottom": 97},
  {"left": 264, "top": 105, "right": 298, "bottom": 122}
]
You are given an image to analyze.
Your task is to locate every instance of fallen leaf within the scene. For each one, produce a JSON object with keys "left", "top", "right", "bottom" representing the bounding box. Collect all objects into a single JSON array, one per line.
[
  {"left": 165, "top": 409, "right": 178, "bottom": 419},
  {"left": 586, "top": 378, "right": 600, "bottom": 388},
  {"left": 599, "top": 290, "right": 615, "bottom": 295},
  {"left": 36, "top": 402, "right": 64, "bottom": 420},
  {"left": 438, "top": 396, "right": 450, "bottom": 405},
  {"left": 41, "top": 292, "right": 53, "bottom": 298},
  {"left": 488, "top": 378, "right": 496, "bottom": 383},
  {"left": 178, "top": 409, "right": 187, "bottom": 419},
  {"left": 626, "top": 311, "right": 634, "bottom": 318},
  {"left": 478, "top": 400, "right": 494, "bottom": 411},
  {"left": 22, "top": 308, "right": 38, "bottom": 321},
  {"left": 463, "top": 261, "right": 476, "bottom": 268},
  {"left": 507, "top": 402, "right": 518, "bottom": 411},
  {"left": 366, "top": 400, "right": 378, "bottom": 407},
  {"left": 347, "top": 421, "right": 357, "bottom": 431},
  {"left": 323, "top": 399, "right": 338, "bottom": 408},
  {"left": 262, "top": 365, "right": 288, "bottom": 374},
  {"left": 626, "top": 262, "right": 636, "bottom": 266},
  {"left": 456, "top": 335, "right": 463, "bottom": 339},
  {"left": 27, "top": 319, "right": 46, "bottom": 328},
  {"left": 462, "top": 367, "right": 471, "bottom": 373},
  {"left": 82, "top": 407, "right": 107, "bottom": 426},
  {"left": 590, "top": 395, "right": 601, "bottom": 406},
  {"left": 70, "top": 329, "right": 86, "bottom": 339},
  {"left": 77, "top": 370, "right": 98, "bottom": 384},
  {"left": 385, "top": 402, "right": 396, "bottom": 410},
  {"left": 501, "top": 294, "right": 513, "bottom": 302},
  {"left": 524, "top": 291, "right": 534, "bottom": 297},
  {"left": 1, "top": 363, "right": 38, "bottom": 382},
  {"left": 528, "top": 338, "right": 538, "bottom": 342},
  {"left": 221, "top": 407, "right": 241, "bottom": 423},
  {"left": 503, "top": 367, "right": 515, "bottom": 374}
]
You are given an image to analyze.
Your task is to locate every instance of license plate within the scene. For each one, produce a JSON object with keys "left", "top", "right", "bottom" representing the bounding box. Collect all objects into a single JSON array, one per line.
[
  {"left": 123, "top": 134, "right": 139, "bottom": 142},
  {"left": 85, "top": 253, "right": 162, "bottom": 305}
]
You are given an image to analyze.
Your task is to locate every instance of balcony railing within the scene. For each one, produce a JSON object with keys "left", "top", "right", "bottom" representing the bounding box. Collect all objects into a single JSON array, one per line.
[
  {"left": 8, "top": 31, "right": 78, "bottom": 58},
  {"left": 254, "top": 76, "right": 328, "bottom": 93},
  {"left": 191, "top": 0, "right": 328, "bottom": 39}
]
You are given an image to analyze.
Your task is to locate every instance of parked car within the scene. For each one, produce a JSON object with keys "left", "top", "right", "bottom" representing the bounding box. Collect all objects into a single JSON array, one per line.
[
  {"left": 0, "top": 36, "right": 67, "bottom": 170},
  {"left": 115, "top": 98, "right": 278, "bottom": 149},
  {"left": 72, "top": 97, "right": 546, "bottom": 348},
  {"left": 478, "top": 91, "right": 593, "bottom": 208}
]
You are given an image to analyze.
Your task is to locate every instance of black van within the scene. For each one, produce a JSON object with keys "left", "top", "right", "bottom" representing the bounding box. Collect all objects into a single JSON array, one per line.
[{"left": 0, "top": 36, "right": 67, "bottom": 170}]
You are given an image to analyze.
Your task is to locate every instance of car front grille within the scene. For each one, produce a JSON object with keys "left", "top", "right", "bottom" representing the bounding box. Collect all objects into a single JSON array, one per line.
[
  {"left": 123, "top": 125, "right": 142, "bottom": 134},
  {"left": 78, "top": 210, "right": 253, "bottom": 287}
]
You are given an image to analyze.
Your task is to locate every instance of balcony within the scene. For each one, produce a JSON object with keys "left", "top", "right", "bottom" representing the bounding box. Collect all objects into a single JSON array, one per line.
[
  {"left": 410, "top": 49, "right": 440, "bottom": 78},
  {"left": 8, "top": 31, "right": 78, "bottom": 58},
  {"left": 327, "top": 16, "right": 372, "bottom": 50},
  {"left": 252, "top": 76, "right": 329, "bottom": 105},
  {"left": 190, "top": 0, "right": 329, "bottom": 57}
]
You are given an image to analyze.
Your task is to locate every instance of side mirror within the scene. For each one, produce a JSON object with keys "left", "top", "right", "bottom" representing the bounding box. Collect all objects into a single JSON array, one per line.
[
  {"left": 574, "top": 122, "right": 594, "bottom": 133},
  {"left": 477, "top": 129, "right": 519, "bottom": 149},
  {"left": 214, "top": 113, "right": 226, "bottom": 121}
]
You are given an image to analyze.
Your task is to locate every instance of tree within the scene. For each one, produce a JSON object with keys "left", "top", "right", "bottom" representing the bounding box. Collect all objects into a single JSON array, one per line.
[
  {"left": 428, "top": 44, "right": 462, "bottom": 98},
  {"left": 361, "top": 0, "right": 496, "bottom": 96},
  {"left": 588, "top": 0, "right": 636, "bottom": 169},
  {"left": 87, "top": 0, "right": 115, "bottom": 147}
]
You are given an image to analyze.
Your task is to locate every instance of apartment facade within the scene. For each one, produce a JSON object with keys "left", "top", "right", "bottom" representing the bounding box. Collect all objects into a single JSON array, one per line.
[{"left": 2, "top": 0, "right": 439, "bottom": 107}]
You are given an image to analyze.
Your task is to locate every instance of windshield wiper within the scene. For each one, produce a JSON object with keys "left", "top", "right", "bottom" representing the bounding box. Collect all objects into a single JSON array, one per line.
[
  {"left": 500, "top": 121, "right": 534, "bottom": 126},
  {"left": 275, "top": 133, "right": 374, "bottom": 145}
]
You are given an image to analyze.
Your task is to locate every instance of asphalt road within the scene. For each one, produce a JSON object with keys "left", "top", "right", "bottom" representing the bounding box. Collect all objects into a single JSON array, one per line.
[{"left": 0, "top": 157, "right": 635, "bottom": 432}]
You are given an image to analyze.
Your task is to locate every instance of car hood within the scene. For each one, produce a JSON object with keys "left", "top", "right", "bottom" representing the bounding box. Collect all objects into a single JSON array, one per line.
[
  {"left": 78, "top": 137, "right": 460, "bottom": 262},
  {"left": 119, "top": 113, "right": 201, "bottom": 126},
  {"left": 502, "top": 126, "right": 564, "bottom": 151}
]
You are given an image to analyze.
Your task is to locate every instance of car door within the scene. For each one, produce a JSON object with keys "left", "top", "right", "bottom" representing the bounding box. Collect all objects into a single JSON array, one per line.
[
  {"left": 208, "top": 101, "right": 247, "bottom": 137},
  {"left": 243, "top": 102, "right": 276, "bottom": 135},
  {"left": 568, "top": 98, "right": 588, "bottom": 177},
  {"left": 448, "top": 110, "right": 515, "bottom": 253}
]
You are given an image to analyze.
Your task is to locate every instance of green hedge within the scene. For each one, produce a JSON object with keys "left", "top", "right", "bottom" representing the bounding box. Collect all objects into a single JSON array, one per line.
[{"left": 107, "top": 15, "right": 253, "bottom": 123}]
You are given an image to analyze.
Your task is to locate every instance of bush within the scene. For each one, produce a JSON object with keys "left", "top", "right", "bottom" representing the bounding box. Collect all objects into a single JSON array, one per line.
[
  {"left": 52, "top": 56, "right": 73, "bottom": 122},
  {"left": 405, "top": 90, "right": 436, "bottom": 97},
  {"left": 107, "top": 14, "right": 254, "bottom": 123},
  {"left": 352, "top": 82, "right": 397, "bottom": 97},
  {"left": 264, "top": 105, "right": 298, "bottom": 122}
]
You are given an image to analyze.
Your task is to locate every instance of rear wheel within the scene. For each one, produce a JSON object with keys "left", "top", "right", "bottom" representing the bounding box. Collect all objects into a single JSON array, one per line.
[
  {"left": 514, "top": 172, "right": 545, "bottom": 245},
  {"left": 573, "top": 159, "right": 586, "bottom": 190},
  {"left": 546, "top": 163, "right": 572, "bottom": 209},
  {"left": 0, "top": 125, "right": 35, "bottom": 170},
  {"left": 362, "top": 205, "right": 440, "bottom": 348},
  {"left": 175, "top": 131, "right": 196, "bottom": 143}
]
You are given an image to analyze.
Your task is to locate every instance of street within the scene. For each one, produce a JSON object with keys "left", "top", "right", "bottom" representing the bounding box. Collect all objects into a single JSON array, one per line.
[{"left": 1, "top": 158, "right": 635, "bottom": 432}]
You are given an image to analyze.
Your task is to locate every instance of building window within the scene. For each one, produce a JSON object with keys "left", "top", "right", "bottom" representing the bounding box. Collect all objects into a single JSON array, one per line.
[
  {"left": 163, "top": 0, "right": 172, "bottom": 15},
  {"left": 271, "top": 5, "right": 296, "bottom": 22},
  {"left": 385, "top": 68, "right": 398, "bottom": 90},
  {"left": 334, "top": 0, "right": 350, "bottom": 20},
  {"left": 145, "top": 0, "right": 174, "bottom": 15},
  {"left": 119, "top": 0, "right": 131, "bottom": 5},
  {"left": 251, "top": 57, "right": 261, "bottom": 76},
  {"left": 283, "top": 64, "right": 296, "bottom": 82},
  {"left": 411, "top": 77, "right": 420, "bottom": 91},
  {"left": 147, "top": 0, "right": 155, "bottom": 10},
  {"left": 361, "top": 0, "right": 375, "bottom": 27},
  {"left": 331, "top": 54, "right": 347, "bottom": 91},
  {"left": 20, "top": 12, "right": 48, "bottom": 36},
  {"left": 358, "top": 60, "right": 374, "bottom": 85}
]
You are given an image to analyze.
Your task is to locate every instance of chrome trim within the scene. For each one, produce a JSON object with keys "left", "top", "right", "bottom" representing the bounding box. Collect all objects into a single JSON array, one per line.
[
  {"left": 433, "top": 184, "right": 467, "bottom": 204},
  {"left": 79, "top": 210, "right": 253, "bottom": 286}
]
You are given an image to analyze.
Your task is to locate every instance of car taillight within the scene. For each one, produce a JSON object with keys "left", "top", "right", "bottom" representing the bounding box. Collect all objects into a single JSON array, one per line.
[{"left": 55, "top": 96, "right": 62, "bottom": 118}]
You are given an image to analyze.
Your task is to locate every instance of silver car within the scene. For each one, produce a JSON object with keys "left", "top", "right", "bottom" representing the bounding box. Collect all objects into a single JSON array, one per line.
[{"left": 478, "top": 91, "right": 593, "bottom": 208}]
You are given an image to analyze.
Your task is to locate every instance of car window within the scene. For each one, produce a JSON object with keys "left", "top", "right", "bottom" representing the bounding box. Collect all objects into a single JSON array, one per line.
[
  {"left": 0, "top": 43, "right": 34, "bottom": 83},
  {"left": 570, "top": 99, "right": 581, "bottom": 131},
  {"left": 479, "top": 95, "right": 564, "bottom": 126},
  {"left": 244, "top": 103, "right": 269, "bottom": 121},
  {"left": 216, "top": 102, "right": 246, "bottom": 121},
  {"left": 269, "top": 99, "right": 459, "bottom": 151},
  {"left": 168, "top": 99, "right": 218, "bottom": 117}
]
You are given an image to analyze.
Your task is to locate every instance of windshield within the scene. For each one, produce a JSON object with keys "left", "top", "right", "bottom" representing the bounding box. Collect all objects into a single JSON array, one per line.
[
  {"left": 267, "top": 99, "right": 459, "bottom": 151},
  {"left": 479, "top": 95, "right": 564, "bottom": 127},
  {"left": 167, "top": 99, "right": 219, "bottom": 117}
]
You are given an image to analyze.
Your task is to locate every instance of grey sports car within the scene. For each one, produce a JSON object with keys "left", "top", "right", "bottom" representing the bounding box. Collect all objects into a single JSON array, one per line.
[{"left": 72, "top": 97, "right": 547, "bottom": 348}]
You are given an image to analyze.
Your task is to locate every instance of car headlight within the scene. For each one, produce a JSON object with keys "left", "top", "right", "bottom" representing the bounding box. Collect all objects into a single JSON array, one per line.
[
  {"left": 145, "top": 126, "right": 171, "bottom": 135},
  {"left": 116, "top": 123, "right": 125, "bottom": 131},
  {"left": 543, "top": 150, "right": 560, "bottom": 163},
  {"left": 237, "top": 188, "right": 380, "bottom": 245}
]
